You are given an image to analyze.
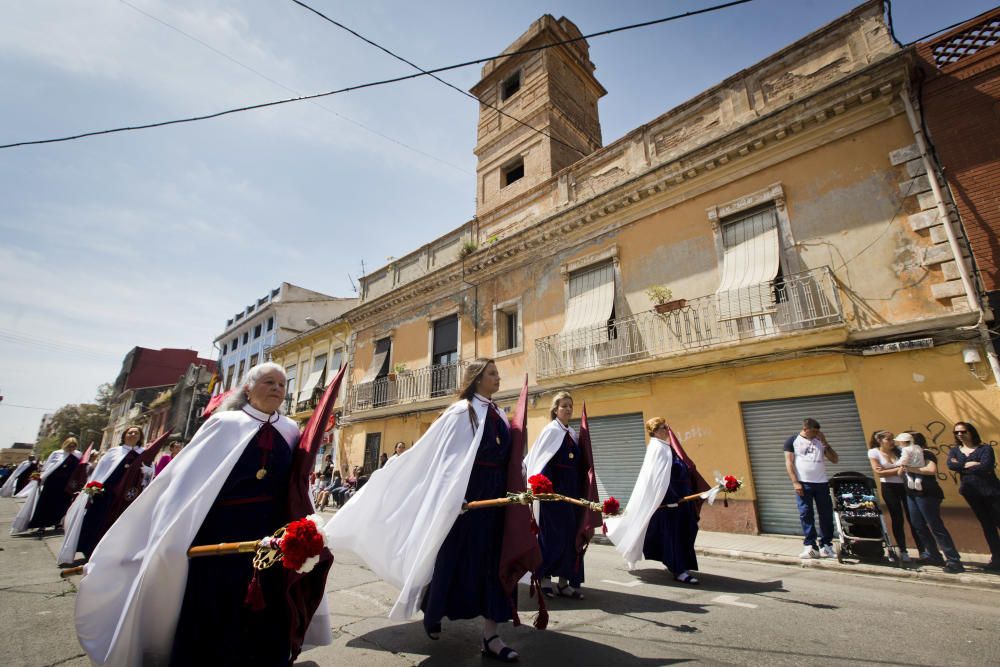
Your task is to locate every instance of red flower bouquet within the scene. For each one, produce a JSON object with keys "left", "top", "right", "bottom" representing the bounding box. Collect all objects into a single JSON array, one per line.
[
  {"left": 601, "top": 496, "right": 621, "bottom": 516},
  {"left": 83, "top": 481, "right": 104, "bottom": 496},
  {"left": 723, "top": 475, "right": 741, "bottom": 493},
  {"left": 279, "top": 515, "right": 327, "bottom": 573},
  {"left": 528, "top": 474, "right": 554, "bottom": 495}
]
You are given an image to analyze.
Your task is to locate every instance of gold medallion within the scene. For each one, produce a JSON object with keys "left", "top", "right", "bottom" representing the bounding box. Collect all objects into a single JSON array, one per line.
[
  {"left": 256, "top": 468, "right": 268, "bottom": 480},
  {"left": 568, "top": 452, "right": 575, "bottom": 459}
]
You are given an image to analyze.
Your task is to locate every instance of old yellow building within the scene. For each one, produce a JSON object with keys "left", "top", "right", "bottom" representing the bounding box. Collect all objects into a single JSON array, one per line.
[
  {"left": 267, "top": 316, "right": 353, "bottom": 468},
  {"left": 338, "top": 2, "right": 1000, "bottom": 552}
]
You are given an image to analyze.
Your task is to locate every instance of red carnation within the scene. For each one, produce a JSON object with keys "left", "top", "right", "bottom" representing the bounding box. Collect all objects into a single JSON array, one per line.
[
  {"left": 279, "top": 517, "right": 325, "bottom": 571},
  {"left": 723, "top": 475, "right": 741, "bottom": 492},
  {"left": 528, "top": 474, "right": 554, "bottom": 495},
  {"left": 602, "top": 496, "right": 621, "bottom": 516}
]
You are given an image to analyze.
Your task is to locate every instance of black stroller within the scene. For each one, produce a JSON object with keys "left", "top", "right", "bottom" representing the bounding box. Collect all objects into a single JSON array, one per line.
[{"left": 828, "top": 471, "right": 899, "bottom": 566}]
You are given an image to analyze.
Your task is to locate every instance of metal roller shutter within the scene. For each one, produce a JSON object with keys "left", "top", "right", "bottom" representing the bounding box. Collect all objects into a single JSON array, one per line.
[
  {"left": 569, "top": 413, "right": 647, "bottom": 506},
  {"left": 741, "top": 392, "right": 869, "bottom": 535}
]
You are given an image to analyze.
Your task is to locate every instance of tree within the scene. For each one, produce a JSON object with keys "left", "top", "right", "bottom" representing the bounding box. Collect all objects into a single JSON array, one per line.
[{"left": 37, "top": 384, "right": 114, "bottom": 459}]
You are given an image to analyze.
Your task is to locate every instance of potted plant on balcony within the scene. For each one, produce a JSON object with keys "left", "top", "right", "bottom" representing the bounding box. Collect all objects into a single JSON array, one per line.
[
  {"left": 387, "top": 362, "right": 408, "bottom": 381},
  {"left": 646, "top": 284, "right": 686, "bottom": 314}
]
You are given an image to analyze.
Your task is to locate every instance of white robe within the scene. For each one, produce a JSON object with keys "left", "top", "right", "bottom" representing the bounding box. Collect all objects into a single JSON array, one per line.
[
  {"left": 323, "top": 397, "right": 503, "bottom": 620},
  {"left": 57, "top": 444, "right": 146, "bottom": 566},
  {"left": 0, "top": 459, "right": 33, "bottom": 497},
  {"left": 604, "top": 437, "right": 674, "bottom": 569},
  {"left": 10, "top": 450, "right": 81, "bottom": 534},
  {"left": 74, "top": 405, "right": 332, "bottom": 666},
  {"left": 524, "top": 419, "right": 577, "bottom": 528}
]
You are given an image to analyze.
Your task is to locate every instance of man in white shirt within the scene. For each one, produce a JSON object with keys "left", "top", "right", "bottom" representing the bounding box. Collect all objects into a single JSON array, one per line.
[{"left": 784, "top": 418, "right": 839, "bottom": 559}]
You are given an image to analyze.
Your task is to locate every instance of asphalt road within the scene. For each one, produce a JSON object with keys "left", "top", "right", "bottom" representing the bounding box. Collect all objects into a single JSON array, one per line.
[{"left": 2, "top": 498, "right": 998, "bottom": 667}]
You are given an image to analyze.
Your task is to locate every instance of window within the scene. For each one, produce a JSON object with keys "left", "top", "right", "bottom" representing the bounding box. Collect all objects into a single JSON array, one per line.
[
  {"left": 560, "top": 261, "right": 616, "bottom": 343},
  {"left": 231, "top": 337, "right": 238, "bottom": 350},
  {"left": 266, "top": 316, "right": 274, "bottom": 332},
  {"left": 237, "top": 359, "right": 246, "bottom": 384},
  {"left": 285, "top": 365, "right": 297, "bottom": 410},
  {"left": 362, "top": 338, "right": 392, "bottom": 382},
  {"left": 502, "top": 158, "right": 524, "bottom": 187},
  {"left": 271, "top": 287, "right": 280, "bottom": 298},
  {"left": 242, "top": 332, "right": 249, "bottom": 345},
  {"left": 330, "top": 347, "right": 343, "bottom": 373},
  {"left": 258, "top": 296, "right": 267, "bottom": 306},
  {"left": 501, "top": 70, "right": 521, "bottom": 101},
  {"left": 249, "top": 353, "right": 259, "bottom": 367},
  {"left": 495, "top": 300, "right": 522, "bottom": 354},
  {"left": 715, "top": 205, "right": 781, "bottom": 321},
  {"left": 247, "top": 304, "right": 255, "bottom": 314},
  {"left": 298, "top": 354, "right": 328, "bottom": 404},
  {"left": 222, "top": 343, "right": 227, "bottom": 355},
  {"left": 363, "top": 433, "right": 382, "bottom": 474},
  {"left": 225, "top": 365, "right": 235, "bottom": 390},
  {"left": 431, "top": 315, "right": 459, "bottom": 397},
  {"left": 254, "top": 324, "right": 262, "bottom": 339},
  {"left": 313, "top": 354, "right": 327, "bottom": 374}
]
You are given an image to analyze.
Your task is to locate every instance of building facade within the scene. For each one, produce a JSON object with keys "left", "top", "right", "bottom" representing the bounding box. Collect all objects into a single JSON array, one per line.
[
  {"left": 213, "top": 282, "right": 356, "bottom": 393},
  {"left": 338, "top": 2, "right": 1000, "bottom": 552}
]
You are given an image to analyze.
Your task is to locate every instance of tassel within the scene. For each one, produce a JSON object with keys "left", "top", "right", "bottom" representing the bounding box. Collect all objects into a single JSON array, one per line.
[
  {"left": 530, "top": 516, "right": 539, "bottom": 536},
  {"left": 244, "top": 569, "right": 265, "bottom": 611},
  {"left": 510, "top": 589, "right": 521, "bottom": 627},
  {"left": 723, "top": 496, "right": 729, "bottom": 508},
  {"left": 602, "top": 521, "right": 608, "bottom": 535},
  {"left": 531, "top": 575, "right": 549, "bottom": 630}
]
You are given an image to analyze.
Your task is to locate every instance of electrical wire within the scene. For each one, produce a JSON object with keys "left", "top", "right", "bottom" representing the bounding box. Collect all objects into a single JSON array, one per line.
[
  {"left": 117, "top": 0, "right": 471, "bottom": 174},
  {"left": 1, "top": 0, "right": 754, "bottom": 150},
  {"left": 0, "top": 403, "right": 59, "bottom": 411},
  {"left": 904, "top": 6, "right": 998, "bottom": 46}
]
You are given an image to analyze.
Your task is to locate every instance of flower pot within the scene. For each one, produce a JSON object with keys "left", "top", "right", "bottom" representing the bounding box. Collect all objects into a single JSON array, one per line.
[{"left": 654, "top": 299, "right": 687, "bottom": 314}]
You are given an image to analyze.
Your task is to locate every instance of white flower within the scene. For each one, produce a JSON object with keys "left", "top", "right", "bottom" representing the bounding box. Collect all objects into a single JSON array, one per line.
[{"left": 297, "top": 554, "right": 321, "bottom": 574}]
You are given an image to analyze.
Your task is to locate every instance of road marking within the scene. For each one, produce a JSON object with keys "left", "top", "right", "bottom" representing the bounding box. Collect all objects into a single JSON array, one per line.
[
  {"left": 711, "top": 594, "right": 758, "bottom": 609},
  {"left": 601, "top": 579, "right": 643, "bottom": 587}
]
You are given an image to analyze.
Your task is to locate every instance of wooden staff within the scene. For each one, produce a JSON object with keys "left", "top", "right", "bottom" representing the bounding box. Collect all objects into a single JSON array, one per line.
[
  {"left": 60, "top": 539, "right": 267, "bottom": 577},
  {"left": 463, "top": 492, "right": 601, "bottom": 512}
]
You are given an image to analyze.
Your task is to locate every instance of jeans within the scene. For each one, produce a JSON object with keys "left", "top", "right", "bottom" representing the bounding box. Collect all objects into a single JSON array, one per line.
[
  {"left": 796, "top": 482, "right": 834, "bottom": 548},
  {"left": 906, "top": 495, "right": 962, "bottom": 565}
]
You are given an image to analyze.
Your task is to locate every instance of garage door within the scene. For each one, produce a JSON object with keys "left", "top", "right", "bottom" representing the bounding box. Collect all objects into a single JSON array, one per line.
[
  {"left": 741, "top": 392, "right": 869, "bottom": 535},
  {"left": 569, "top": 412, "right": 647, "bottom": 506}
]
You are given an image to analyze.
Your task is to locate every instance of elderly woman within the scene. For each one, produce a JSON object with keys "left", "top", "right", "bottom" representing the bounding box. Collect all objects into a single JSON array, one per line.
[
  {"left": 525, "top": 391, "right": 599, "bottom": 600},
  {"left": 946, "top": 422, "right": 1000, "bottom": 570},
  {"left": 324, "top": 359, "right": 534, "bottom": 662},
  {"left": 59, "top": 425, "right": 150, "bottom": 564},
  {"left": 73, "top": 362, "right": 331, "bottom": 666},
  {"left": 10, "top": 438, "right": 82, "bottom": 536},
  {"left": 606, "top": 417, "right": 701, "bottom": 584}
]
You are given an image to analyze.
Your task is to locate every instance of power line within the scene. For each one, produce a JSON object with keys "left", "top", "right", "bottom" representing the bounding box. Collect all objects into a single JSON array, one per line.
[
  {"left": 290, "top": 0, "right": 587, "bottom": 158},
  {"left": 0, "top": 403, "right": 59, "bottom": 411},
  {"left": 1, "top": 0, "right": 754, "bottom": 150},
  {"left": 904, "top": 6, "right": 998, "bottom": 46},
  {"left": 117, "top": 0, "right": 471, "bottom": 175}
]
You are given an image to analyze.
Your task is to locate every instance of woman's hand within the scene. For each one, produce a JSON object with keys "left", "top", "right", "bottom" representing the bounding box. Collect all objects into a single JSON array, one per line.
[{"left": 964, "top": 461, "right": 981, "bottom": 469}]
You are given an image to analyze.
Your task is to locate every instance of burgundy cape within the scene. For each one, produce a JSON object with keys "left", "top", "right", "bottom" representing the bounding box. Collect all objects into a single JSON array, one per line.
[
  {"left": 65, "top": 444, "right": 95, "bottom": 496},
  {"left": 667, "top": 426, "right": 712, "bottom": 516},
  {"left": 103, "top": 433, "right": 171, "bottom": 531},
  {"left": 575, "top": 404, "right": 604, "bottom": 552}
]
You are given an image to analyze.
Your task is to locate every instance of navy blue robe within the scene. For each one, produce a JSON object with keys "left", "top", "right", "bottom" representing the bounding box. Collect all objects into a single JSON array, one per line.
[
  {"left": 642, "top": 455, "right": 699, "bottom": 574},
  {"left": 77, "top": 450, "right": 139, "bottom": 558},
  {"left": 422, "top": 407, "right": 513, "bottom": 633},
  {"left": 537, "top": 432, "right": 585, "bottom": 587},
  {"left": 13, "top": 462, "right": 38, "bottom": 495},
  {"left": 171, "top": 425, "right": 293, "bottom": 667},
  {"left": 28, "top": 455, "right": 80, "bottom": 529}
]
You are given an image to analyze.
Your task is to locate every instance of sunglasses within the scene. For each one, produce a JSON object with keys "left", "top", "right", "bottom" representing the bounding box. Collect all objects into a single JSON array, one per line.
[{"left": 954, "top": 430, "right": 969, "bottom": 435}]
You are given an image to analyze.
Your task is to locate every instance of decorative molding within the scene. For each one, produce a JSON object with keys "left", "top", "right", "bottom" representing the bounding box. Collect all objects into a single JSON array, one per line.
[
  {"left": 560, "top": 245, "right": 619, "bottom": 278},
  {"left": 706, "top": 183, "right": 786, "bottom": 229}
]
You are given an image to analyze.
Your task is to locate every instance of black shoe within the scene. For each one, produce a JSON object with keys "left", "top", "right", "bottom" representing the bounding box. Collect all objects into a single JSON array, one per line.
[
  {"left": 942, "top": 562, "right": 965, "bottom": 574},
  {"left": 985, "top": 561, "right": 1000, "bottom": 572},
  {"left": 482, "top": 635, "right": 519, "bottom": 662},
  {"left": 918, "top": 556, "right": 945, "bottom": 566},
  {"left": 424, "top": 622, "right": 441, "bottom": 640}
]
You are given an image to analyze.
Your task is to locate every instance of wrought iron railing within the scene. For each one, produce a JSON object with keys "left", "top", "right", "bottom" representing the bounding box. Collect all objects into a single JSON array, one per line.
[
  {"left": 348, "top": 360, "right": 468, "bottom": 413},
  {"left": 535, "top": 267, "right": 843, "bottom": 378}
]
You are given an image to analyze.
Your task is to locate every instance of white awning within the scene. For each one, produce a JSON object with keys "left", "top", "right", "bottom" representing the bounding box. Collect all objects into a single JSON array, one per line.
[
  {"left": 361, "top": 348, "right": 389, "bottom": 383},
  {"left": 715, "top": 207, "right": 781, "bottom": 320},
  {"left": 298, "top": 370, "right": 324, "bottom": 402},
  {"left": 559, "top": 262, "right": 615, "bottom": 342}
]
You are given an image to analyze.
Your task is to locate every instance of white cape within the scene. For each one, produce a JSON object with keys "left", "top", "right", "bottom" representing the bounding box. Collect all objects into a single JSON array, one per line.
[
  {"left": 604, "top": 437, "right": 673, "bottom": 569},
  {"left": 11, "top": 450, "right": 81, "bottom": 534},
  {"left": 57, "top": 444, "right": 145, "bottom": 565},
  {"left": 524, "top": 419, "right": 577, "bottom": 528},
  {"left": 74, "top": 407, "right": 331, "bottom": 665},
  {"left": 0, "top": 460, "right": 33, "bottom": 497},
  {"left": 323, "top": 398, "right": 499, "bottom": 620}
]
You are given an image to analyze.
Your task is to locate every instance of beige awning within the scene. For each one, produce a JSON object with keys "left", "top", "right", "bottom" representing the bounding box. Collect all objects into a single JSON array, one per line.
[
  {"left": 361, "top": 348, "right": 389, "bottom": 383},
  {"left": 559, "top": 262, "right": 615, "bottom": 341},
  {"left": 298, "top": 370, "right": 324, "bottom": 402},
  {"left": 715, "top": 207, "right": 780, "bottom": 319}
]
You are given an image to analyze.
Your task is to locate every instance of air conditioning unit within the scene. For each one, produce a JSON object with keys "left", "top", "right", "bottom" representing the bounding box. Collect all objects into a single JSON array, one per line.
[{"left": 861, "top": 337, "right": 935, "bottom": 356}]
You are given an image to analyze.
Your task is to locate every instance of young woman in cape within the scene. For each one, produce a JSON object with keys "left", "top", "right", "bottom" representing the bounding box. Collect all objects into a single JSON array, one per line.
[
  {"left": 605, "top": 417, "right": 702, "bottom": 585},
  {"left": 10, "top": 437, "right": 81, "bottom": 536},
  {"left": 0, "top": 456, "right": 38, "bottom": 497},
  {"left": 73, "top": 363, "right": 332, "bottom": 666},
  {"left": 524, "top": 392, "right": 599, "bottom": 599},
  {"left": 324, "top": 359, "right": 528, "bottom": 662}
]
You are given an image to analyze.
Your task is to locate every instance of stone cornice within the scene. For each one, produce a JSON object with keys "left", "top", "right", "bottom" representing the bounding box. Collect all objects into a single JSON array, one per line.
[{"left": 345, "top": 53, "right": 913, "bottom": 328}]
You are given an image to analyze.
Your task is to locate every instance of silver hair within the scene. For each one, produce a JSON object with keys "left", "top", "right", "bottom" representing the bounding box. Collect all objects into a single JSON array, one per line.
[{"left": 218, "top": 361, "right": 287, "bottom": 412}]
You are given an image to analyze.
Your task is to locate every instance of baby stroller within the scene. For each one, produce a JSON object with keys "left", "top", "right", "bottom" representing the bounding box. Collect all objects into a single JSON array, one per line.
[{"left": 829, "top": 471, "right": 898, "bottom": 566}]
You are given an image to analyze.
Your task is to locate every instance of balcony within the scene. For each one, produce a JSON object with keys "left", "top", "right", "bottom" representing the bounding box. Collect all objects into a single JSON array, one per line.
[
  {"left": 535, "top": 267, "right": 843, "bottom": 378},
  {"left": 348, "top": 360, "right": 468, "bottom": 413}
]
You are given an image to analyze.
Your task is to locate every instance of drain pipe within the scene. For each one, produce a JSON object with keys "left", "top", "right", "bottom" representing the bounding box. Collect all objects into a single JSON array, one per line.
[{"left": 901, "top": 86, "right": 1000, "bottom": 386}]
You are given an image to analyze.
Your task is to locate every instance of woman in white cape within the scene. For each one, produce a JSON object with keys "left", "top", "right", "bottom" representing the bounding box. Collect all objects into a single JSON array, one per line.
[
  {"left": 1, "top": 456, "right": 38, "bottom": 497},
  {"left": 10, "top": 437, "right": 81, "bottom": 535},
  {"left": 324, "top": 358, "right": 522, "bottom": 662},
  {"left": 524, "top": 391, "right": 588, "bottom": 599},
  {"left": 604, "top": 417, "right": 701, "bottom": 584},
  {"left": 74, "top": 362, "right": 331, "bottom": 666}
]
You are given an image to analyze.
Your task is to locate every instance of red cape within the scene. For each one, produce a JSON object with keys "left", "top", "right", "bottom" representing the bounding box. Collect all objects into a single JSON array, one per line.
[
  {"left": 667, "top": 426, "right": 712, "bottom": 517},
  {"left": 575, "top": 404, "right": 604, "bottom": 551}
]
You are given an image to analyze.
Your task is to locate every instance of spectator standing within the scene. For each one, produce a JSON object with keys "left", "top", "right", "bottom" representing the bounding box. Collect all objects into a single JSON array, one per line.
[
  {"left": 902, "top": 431, "right": 964, "bottom": 573},
  {"left": 154, "top": 442, "right": 182, "bottom": 477},
  {"left": 866, "top": 430, "right": 922, "bottom": 562},
  {"left": 946, "top": 422, "right": 1000, "bottom": 570},
  {"left": 389, "top": 442, "right": 406, "bottom": 461},
  {"left": 784, "top": 418, "right": 839, "bottom": 559},
  {"left": 379, "top": 452, "right": 389, "bottom": 469}
]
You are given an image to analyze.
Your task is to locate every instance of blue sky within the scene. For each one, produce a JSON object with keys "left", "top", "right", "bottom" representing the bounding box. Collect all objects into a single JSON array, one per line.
[{"left": 0, "top": 0, "right": 993, "bottom": 446}]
